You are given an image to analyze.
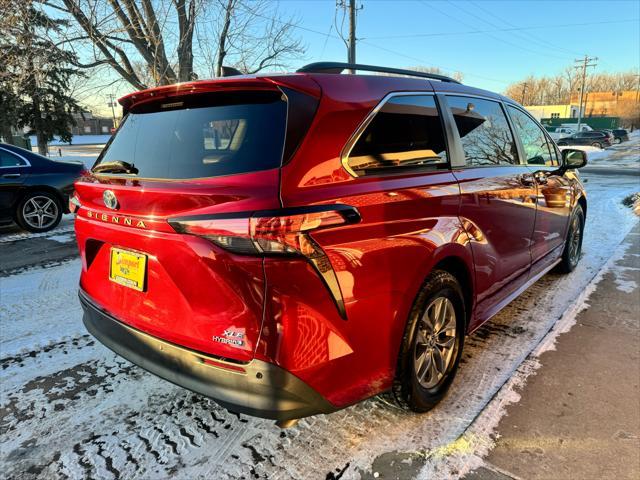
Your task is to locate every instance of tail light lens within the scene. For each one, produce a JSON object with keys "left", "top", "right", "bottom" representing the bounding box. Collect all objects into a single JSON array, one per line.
[
  {"left": 169, "top": 205, "right": 361, "bottom": 319},
  {"left": 69, "top": 193, "right": 81, "bottom": 214}
]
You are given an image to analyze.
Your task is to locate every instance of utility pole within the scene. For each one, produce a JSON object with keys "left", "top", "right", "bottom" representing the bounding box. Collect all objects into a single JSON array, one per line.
[
  {"left": 348, "top": 0, "right": 356, "bottom": 68},
  {"left": 107, "top": 93, "right": 117, "bottom": 129},
  {"left": 574, "top": 55, "right": 597, "bottom": 131},
  {"left": 337, "top": 0, "right": 361, "bottom": 73},
  {"left": 520, "top": 82, "right": 527, "bottom": 104}
]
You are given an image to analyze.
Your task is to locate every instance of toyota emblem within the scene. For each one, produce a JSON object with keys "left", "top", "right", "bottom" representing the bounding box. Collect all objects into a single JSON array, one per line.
[{"left": 103, "top": 190, "right": 119, "bottom": 210}]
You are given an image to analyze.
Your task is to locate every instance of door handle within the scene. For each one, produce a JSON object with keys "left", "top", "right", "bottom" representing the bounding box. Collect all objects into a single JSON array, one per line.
[
  {"left": 1, "top": 173, "right": 20, "bottom": 178},
  {"left": 519, "top": 173, "right": 536, "bottom": 186},
  {"left": 534, "top": 172, "right": 548, "bottom": 185}
]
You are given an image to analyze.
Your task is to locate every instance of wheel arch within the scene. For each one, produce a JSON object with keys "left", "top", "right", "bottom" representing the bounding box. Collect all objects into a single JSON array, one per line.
[
  {"left": 431, "top": 254, "right": 474, "bottom": 330},
  {"left": 577, "top": 194, "right": 587, "bottom": 218}
]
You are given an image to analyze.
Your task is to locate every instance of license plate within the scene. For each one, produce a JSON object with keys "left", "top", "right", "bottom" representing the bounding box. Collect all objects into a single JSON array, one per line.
[{"left": 109, "top": 248, "right": 147, "bottom": 291}]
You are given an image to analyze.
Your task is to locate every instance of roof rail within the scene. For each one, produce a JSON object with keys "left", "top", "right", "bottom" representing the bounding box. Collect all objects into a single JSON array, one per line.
[{"left": 296, "top": 62, "right": 461, "bottom": 84}]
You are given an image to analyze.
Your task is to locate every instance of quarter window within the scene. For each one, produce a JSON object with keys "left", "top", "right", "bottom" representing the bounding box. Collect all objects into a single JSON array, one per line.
[
  {"left": 346, "top": 95, "right": 448, "bottom": 176},
  {"left": 447, "top": 96, "right": 518, "bottom": 166},
  {"left": 507, "top": 106, "right": 558, "bottom": 166},
  {"left": 0, "top": 149, "right": 27, "bottom": 167}
]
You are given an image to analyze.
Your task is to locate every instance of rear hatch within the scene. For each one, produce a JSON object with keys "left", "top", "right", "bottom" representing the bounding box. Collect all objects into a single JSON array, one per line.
[{"left": 74, "top": 79, "right": 319, "bottom": 362}]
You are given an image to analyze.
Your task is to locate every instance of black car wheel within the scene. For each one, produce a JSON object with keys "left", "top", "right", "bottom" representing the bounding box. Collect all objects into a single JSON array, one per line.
[
  {"left": 614, "top": 137, "right": 622, "bottom": 144},
  {"left": 16, "top": 191, "right": 63, "bottom": 233},
  {"left": 557, "top": 205, "right": 585, "bottom": 273},
  {"left": 393, "top": 270, "right": 465, "bottom": 412},
  {"left": 557, "top": 141, "right": 567, "bottom": 146},
  {"left": 591, "top": 142, "right": 602, "bottom": 148}
]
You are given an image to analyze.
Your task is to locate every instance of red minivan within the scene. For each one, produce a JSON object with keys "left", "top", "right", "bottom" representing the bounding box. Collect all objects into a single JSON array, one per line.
[{"left": 74, "top": 63, "right": 587, "bottom": 426}]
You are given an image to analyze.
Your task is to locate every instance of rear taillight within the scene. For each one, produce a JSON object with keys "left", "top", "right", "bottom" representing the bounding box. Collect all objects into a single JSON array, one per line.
[
  {"left": 169, "top": 205, "right": 361, "bottom": 318},
  {"left": 69, "top": 193, "right": 81, "bottom": 214}
]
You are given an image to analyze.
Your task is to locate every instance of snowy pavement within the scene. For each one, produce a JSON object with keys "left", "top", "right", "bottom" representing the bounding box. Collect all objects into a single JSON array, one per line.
[
  {"left": 1, "top": 173, "right": 639, "bottom": 479},
  {"left": 560, "top": 129, "right": 640, "bottom": 172}
]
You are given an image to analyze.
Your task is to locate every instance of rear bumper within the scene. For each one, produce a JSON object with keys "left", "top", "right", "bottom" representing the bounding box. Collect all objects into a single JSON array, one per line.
[{"left": 79, "top": 289, "right": 336, "bottom": 421}]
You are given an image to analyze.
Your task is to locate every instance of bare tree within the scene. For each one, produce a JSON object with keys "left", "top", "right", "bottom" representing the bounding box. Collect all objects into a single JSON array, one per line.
[
  {"left": 200, "top": 0, "right": 305, "bottom": 78},
  {"left": 45, "top": 0, "right": 304, "bottom": 93},
  {"left": 399, "top": 66, "right": 463, "bottom": 83},
  {"left": 46, "top": 0, "right": 199, "bottom": 89},
  {"left": 504, "top": 65, "right": 638, "bottom": 106}
]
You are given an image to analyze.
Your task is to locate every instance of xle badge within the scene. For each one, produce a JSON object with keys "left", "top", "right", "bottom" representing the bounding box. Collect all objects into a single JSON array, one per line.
[{"left": 212, "top": 330, "right": 245, "bottom": 347}]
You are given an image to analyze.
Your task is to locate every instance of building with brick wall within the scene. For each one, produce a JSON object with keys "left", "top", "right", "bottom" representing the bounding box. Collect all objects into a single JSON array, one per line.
[{"left": 71, "top": 111, "right": 115, "bottom": 135}]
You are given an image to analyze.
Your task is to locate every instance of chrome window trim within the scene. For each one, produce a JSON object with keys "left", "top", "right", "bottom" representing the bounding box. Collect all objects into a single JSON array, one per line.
[
  {"left": 0, "top": 146, "right": 32, "bottom": 168},
  {"left": 340, "top": 91, "right": 444, "bottom": 178}
]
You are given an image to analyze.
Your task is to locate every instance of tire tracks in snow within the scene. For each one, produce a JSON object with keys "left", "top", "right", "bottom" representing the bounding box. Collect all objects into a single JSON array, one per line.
[{"left": 1, "top": 173, "right": 639, "bottom": 479}]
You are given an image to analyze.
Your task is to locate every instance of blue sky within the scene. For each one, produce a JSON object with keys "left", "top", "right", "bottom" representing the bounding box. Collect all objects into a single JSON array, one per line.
[
  {"left": 284, "top": 0, "right": 639, "bottom": 90},
  {"left": 80, "top": 0, "right": 639, "bottom": 114}
]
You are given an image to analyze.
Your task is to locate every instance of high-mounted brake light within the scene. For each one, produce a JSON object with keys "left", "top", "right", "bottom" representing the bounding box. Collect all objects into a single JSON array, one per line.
[{"left": 169, "top": 205, "right": 361, "bottom": 319}]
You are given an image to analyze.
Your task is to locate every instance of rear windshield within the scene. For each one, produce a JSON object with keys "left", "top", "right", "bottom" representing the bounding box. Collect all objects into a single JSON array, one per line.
[{"left": 95, "top": 91, "right": 287, "bottom": 179}]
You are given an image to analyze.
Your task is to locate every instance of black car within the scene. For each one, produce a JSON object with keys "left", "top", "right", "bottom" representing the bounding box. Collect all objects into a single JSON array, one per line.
[
  {"left": 612, "top": 129, "right": 629, "bottom": 144},
  {"left": 556, "top": 131, "right": 612, "bottom": 149},
  {"left": 0, "top": 143, "right": 85, "bottom": 232}
]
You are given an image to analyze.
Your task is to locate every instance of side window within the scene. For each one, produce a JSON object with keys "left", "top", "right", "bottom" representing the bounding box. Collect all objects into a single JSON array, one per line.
[
  {"left": 0, "top": 150, "right": 27, "bottom": 167},
  {"left": 346, "top": 95, "right": 448, "bottom": 176},
  {"left": 507, "top": 106, "right": 557, "bottom": 166},
  {"left": 447, "top": 96, "right": 518, "bottom": 166}
]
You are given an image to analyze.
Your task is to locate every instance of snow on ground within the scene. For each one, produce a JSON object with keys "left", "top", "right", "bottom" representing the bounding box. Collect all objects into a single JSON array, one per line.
[
  {"left": 29, "top": 134, "right": 111, "bottom": 146},
  {"left": 0, "top": 215, "right": 75, "bottom": 244},
  {"left": 34, "top": 144, "right": 103, "bottom": 169},
  {"left": 0, "top": 259, "right": 83, "bottom": 355},
  {"left": 0, "top": 174, "right": 639, "bottom": 479},
  {"left": 428, "top": 223, "right": 639, "bottom": 478}
]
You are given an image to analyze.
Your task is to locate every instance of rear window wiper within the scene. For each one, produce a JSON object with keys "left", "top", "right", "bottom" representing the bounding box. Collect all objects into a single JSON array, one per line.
[{"left": 92, "top": 160, "right": 139, "bottom": 175}]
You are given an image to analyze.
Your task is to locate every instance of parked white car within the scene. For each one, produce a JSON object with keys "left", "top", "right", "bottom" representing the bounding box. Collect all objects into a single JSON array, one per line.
[
  {"left": 546, "top": 127, "right": 577, "bottom": 141},
  {"left": 545, "top": 124, "right": 593, "bottom": 141}
]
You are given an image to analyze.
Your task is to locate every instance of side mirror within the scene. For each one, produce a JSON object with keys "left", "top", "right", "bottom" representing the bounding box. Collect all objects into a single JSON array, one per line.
[{"left": 562, "top": 148, "right": 587, "bottom": 169}]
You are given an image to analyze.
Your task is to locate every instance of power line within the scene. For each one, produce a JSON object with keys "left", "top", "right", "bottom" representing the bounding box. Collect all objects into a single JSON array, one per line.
[
  {"left": 432, "top": 0, "right": 574, "bottom": 62},
  {"left": 466, "top": 0, "right": 585, "bottom": 57},
  {"left": 236, "top": 1, "right": 511, "bottom": 85},
  {"left": 364, "top": 18, "right": 639, "bottom": 40}
]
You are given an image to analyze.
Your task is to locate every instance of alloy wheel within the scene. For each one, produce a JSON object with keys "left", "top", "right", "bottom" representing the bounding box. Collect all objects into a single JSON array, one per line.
[
  {"left": 413, "top": 296, "right": 457, "bottom": 389},
  {"left": 22, "top": 195, "right": 59, "bottom": 230}
]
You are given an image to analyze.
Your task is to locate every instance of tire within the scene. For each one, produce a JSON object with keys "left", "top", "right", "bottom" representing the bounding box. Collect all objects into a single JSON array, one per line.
[
  {"left": 557, "top": 205, "right": 585, "bottom": 273},
  {"left": 557, "top": 141, "right": 567, "bottom": 146},
  {"left": 591, "top": 142, "right": 602, "bottom": 148},
  {"left": 614, "top": 137, "right": 622, "bottom": 144},
  {"left": 15, "top": 191, "right": 63, "bottom": 233},
  {"left": 393, "top": 270, "right": 466, "bottom": 412}
]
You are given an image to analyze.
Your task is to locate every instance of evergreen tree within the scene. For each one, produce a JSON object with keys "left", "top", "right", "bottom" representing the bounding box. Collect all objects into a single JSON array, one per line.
[{"left": 0, "top": 0, "right": 83, "bottom": 154}]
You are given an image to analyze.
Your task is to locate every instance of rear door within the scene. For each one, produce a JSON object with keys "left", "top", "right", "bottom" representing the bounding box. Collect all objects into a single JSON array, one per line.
[
  {"left": 75, "top": 89, "right": 293, "bottom": 361},
  {"left": 506, "top": 105, "right": 572, "bottom": 273},
  {"left": 0, "top": 147, "right": 29, "bottom": 219},
  {"left": 441, "top": 95, "right": 537, "bottom": 327}
]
